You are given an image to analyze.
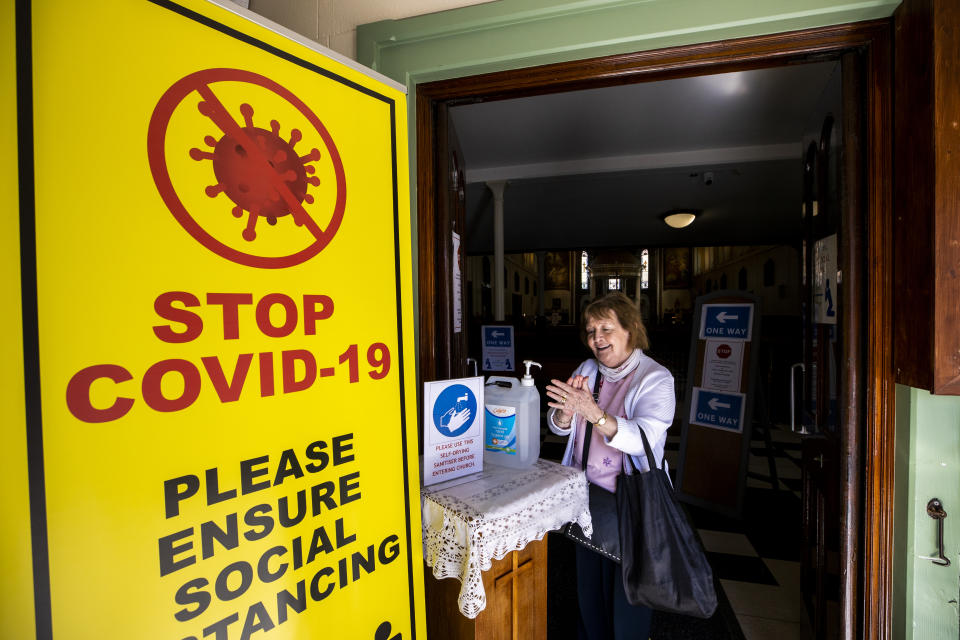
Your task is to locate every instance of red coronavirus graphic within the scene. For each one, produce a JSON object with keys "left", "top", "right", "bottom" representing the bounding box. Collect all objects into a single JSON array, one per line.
[
  {"left": 147, "top": 68, "right": 346, "bottom": 269},
  {"left": 189, "top": 102, "right": 322, "bottom": 242}
]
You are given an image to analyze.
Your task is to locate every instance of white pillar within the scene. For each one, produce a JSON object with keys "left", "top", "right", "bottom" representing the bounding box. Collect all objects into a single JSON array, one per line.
[
  {"left": 536, "top": 251, "right": 546, "bottom": 317},
  {"left": 488, "top": 181, "right": 506, "bottom": 322}
]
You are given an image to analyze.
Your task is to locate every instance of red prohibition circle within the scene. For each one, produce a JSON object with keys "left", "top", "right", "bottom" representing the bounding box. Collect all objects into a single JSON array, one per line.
[
  {"left": 147, "top": 68, "right": 346, "bottom": 269},
  {"left": 716, "top": 344, "right": 732, "bottom": 358}
]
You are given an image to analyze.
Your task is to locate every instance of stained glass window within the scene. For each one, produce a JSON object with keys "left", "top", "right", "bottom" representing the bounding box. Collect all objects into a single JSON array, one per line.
[
  {"left": 581, "top": 251, "right": 589, "bottom": 290},
  {"left": 640, "top": 249, "right": 649, "bottom": 289}
]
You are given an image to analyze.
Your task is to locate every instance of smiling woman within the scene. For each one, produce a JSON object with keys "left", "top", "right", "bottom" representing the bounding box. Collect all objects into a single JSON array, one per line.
[
  {"left": 542, "top": 293, "right": 675, "bottom": 639},
  {"left": 584, "top": 306, "right": 641, "bottom": 371}
]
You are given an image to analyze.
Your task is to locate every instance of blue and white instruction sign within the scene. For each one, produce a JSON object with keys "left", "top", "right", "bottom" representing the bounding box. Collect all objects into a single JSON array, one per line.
[
  {"left": 689, "top": 387, "right": 746, "bottom": 432},
  {"left": 481, "top": 325, "right": 515, "bottom": 371},
  {"left": 814, "top": 234, "right": 838, "bottom": 325},
  {"left": 423, "top": 377, "right": 484, "bottom": 485},
  {"left": 699, "top": 303, "right": 754, "bottom": 341}
]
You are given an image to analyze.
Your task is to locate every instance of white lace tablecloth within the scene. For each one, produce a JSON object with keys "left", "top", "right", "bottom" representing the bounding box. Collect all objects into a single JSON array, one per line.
[{"left": 421, "top": 458, "right": 592, "bottom": 618}]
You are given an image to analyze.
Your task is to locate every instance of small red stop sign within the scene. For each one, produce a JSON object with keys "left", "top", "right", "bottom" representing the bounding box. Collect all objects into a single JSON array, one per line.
[{"left": 716, "top": 344, "right": 732, "bottom": 359}]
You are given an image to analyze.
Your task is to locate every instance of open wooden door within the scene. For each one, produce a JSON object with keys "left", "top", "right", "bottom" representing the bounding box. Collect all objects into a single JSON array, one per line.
[
  {"left": 420, "top": 104, "right": 469, "bottom": 383},
  {"left": 783, "top": 47, "right": 874, "bottom": 640},
  {"left": 797, "top": 100, "right": 846, "bottom": 640}
]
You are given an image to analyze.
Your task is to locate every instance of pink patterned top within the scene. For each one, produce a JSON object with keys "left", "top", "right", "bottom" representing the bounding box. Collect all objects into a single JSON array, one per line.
[{"left": 571, "top": 366, "right": 641, "bottom": 492}]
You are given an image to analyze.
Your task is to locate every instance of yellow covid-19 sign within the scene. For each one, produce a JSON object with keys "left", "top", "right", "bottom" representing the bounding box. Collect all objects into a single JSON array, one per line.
[{"left": 10, "top": 0, "right": 423, "bottom": 638}]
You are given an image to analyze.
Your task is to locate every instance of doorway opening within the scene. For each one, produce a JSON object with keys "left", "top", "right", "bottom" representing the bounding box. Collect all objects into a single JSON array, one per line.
[{"left": 416, "top": 20, "right": 893, "bottom": 640}]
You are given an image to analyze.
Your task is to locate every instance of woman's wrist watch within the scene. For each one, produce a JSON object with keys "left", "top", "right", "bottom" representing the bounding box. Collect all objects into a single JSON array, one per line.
[{"left": 593, "top": 411, "right": 607, "bottom": 426}]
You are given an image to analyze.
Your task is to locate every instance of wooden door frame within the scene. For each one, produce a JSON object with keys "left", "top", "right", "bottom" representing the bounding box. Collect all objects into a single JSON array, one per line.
[{"left": 416, "top": 20, "right": 893, "bottom": 639}]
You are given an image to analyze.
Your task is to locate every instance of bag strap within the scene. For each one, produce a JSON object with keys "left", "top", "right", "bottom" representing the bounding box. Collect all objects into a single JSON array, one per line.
[
  {"left": 582, "top": 367, "right": 659, "bottom": 473},
  {"left": 636, "top": 423, "right": 659, "bottom": 471},
  {"left": 579, "top": 367, "right": 604, "bottom": 471}
]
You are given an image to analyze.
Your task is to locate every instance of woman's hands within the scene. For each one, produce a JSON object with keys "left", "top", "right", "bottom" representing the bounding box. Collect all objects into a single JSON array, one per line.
[
  {"left": 547, "top": 372, "right": 618, "bottom": 438},
  {"left": 545, "top": 376, "right": 582, "bottom": 426},
  {"left": 546, "top": 376, "right": 617, "bottom": 438}
]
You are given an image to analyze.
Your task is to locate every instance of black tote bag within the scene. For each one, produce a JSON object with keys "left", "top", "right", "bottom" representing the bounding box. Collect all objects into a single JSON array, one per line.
[{"left": 617, "top": 428, "right": 718, "bottom": 618}]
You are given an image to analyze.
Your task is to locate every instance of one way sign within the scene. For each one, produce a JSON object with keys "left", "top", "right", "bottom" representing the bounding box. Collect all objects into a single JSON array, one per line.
[
  {"left": 699, "top": 303, "right": 753, "bottom": 341},
  {"left": 482, "top": 325, "right": 515, "bottom": 371},
  {"left": 689, "top": 387, "right": 746, "bottom": 432}
]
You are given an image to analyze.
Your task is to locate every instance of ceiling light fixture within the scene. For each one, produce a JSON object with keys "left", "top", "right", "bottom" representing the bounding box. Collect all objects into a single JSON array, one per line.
[{"left": 661, "top": 209, "right": 699, "bottom": 229}]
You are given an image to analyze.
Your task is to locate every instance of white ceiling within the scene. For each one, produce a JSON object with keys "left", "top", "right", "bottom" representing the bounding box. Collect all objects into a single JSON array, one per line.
[{"left": 450, "top": 60, "right": 841, "bottom": 253}]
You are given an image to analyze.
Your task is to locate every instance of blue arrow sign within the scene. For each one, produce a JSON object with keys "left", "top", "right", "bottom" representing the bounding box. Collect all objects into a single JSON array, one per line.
[
  {"left": 483, "top": 325, "right": 513, "bottom": 347},
  {"left": 481, "top": 325, "right": 515, "bottom": 371},
  {"left": 699, "top": 303, "right": 753, "bottom": 341},
  {"left": 689, "top": 387, "right": 746, "bottom": 432}
]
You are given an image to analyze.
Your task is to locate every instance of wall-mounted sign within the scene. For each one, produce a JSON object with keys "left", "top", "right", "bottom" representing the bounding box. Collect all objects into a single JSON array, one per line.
[
  {"left": 10, "top": 1, "right": 423, "bottom": 638},
  {"left": 699, "top": 303, "right": 754, "bottom": 341},
  {"left": 481, "top": 325, "right": 515, "bottom": 371},
  {"left": 423, "top": 377, "right": 484, "bottom": 486},
  {"left": 814, "top": 234, "right": 838, "bottom": 325}
]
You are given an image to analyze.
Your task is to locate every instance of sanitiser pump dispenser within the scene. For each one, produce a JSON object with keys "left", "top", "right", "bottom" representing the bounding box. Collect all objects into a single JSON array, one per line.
[{"left": 483, "top": 360, "right": 542, "bottom": 468}]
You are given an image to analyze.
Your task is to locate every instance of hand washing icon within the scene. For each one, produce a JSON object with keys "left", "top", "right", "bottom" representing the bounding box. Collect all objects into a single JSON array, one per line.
[
  {"left": 433, "top": 384, "right": 477, "bottom": 438},
  {"left": 441, "top": 406, "right": 472, "bottom": 433}
]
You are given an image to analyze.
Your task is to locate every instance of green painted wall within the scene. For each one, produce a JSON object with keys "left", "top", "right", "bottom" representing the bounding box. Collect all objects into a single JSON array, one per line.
[
  {"left": 359, "top": 0, "right": 900, "bottom": 84},
  {"left": 894, "top": 385, "right": 960, "bottom": 639}
]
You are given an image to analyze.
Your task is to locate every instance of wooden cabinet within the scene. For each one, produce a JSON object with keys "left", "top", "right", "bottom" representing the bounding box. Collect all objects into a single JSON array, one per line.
[
  {"left": 893, "top": 0, "right": 960, "bottom": 394},
  {"left": 425, "top": 536, "right": 548, "bottom": 640}
]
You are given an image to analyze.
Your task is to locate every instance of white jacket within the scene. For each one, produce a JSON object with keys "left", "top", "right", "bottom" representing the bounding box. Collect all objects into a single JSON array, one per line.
[{"left": 548, "top": 353, "right": 675, "bottom": 473}]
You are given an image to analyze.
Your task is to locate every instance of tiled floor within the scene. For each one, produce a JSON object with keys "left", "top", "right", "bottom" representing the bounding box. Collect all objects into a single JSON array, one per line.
[{"left": 664, "top": 423, "right": 810, "bottom": 640}]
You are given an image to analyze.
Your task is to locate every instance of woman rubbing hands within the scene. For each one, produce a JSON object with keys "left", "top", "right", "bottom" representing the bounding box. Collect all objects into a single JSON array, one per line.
[{"left": 545, "top": 293, "right": 675, "bottom": 640}]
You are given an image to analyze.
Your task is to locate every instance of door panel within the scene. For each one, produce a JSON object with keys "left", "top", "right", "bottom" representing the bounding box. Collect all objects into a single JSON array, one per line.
[
  {"left": 798, "top": 63, "right": 850, "bottom": 639},
  {"left": 432, "top": 104, "right": 469, "bottom": 380}
]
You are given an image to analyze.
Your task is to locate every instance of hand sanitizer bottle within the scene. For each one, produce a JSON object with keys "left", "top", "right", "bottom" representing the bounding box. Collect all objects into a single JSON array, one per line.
[{"left": 484, "top": 360, "right": 542, "bottom": 468}]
